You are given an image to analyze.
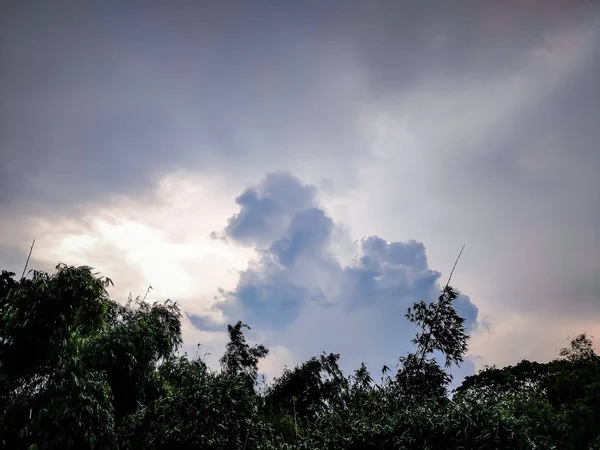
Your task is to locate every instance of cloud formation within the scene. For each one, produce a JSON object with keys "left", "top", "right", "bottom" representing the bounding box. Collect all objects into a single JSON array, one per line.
[
  {"left": 214, "top": 172, "right": 319, "bottom": 248},
  {"left": 193, "top": 172, "right": 479, "bottom": 375}
]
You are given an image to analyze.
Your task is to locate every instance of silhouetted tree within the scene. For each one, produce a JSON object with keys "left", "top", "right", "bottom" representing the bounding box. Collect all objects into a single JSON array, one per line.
[{"left": 220, "top": 321, "right": 269, "bottom": 390}]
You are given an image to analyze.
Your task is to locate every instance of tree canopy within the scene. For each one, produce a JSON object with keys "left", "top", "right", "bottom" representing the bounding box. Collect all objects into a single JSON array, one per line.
[{"left": 1, "top": 264, "right": 598, "bottom": 449}]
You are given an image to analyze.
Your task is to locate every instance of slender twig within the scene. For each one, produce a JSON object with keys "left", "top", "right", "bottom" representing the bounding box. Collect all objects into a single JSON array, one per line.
[
  {"left": 21, "top": 240, "right": 35, "bottom": 279},
  {"left": 445, "top": 244, "right": 466, "bottom": 289},
  {"left": 142, "top": 285, "right": 153, "bottom": 302}
]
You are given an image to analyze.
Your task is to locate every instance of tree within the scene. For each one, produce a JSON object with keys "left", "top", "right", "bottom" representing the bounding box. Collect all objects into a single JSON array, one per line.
[
  {"left": 122, "top": 356, "right": 264, "bottom": 450},
  {"left": 559, "top": 333, "right": 598, "bottom": 363},
  {"left": 0, "top": 265, "right": 117, "bottom": 449},
  {"left": 81, "top": 296, "right": 182, "bottom": 425},
  {"left": 395, "top": 285, "right": 470, "bottom": 401},
  {"left": 543, "top": 333, "right": 600, "bottom": 448},
  {"left": 0, "top": 265, "right": 183, "bottom": 449},
  {"left": 220, "top": 321, "right": 269, "bottom": 390},
  {"left": 454, "top": 360, "right": 548, "bottom": 399},
  {"left": 453, "top": 333, "right": 600, "bottom": 449},
  {"left": 265, "top": 352, "right": 346, "bottom": 426}
]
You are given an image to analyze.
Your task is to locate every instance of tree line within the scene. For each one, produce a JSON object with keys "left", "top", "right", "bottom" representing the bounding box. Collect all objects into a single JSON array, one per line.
[{"left": 1, "top": 264, "right": 599, "bottom": 449}]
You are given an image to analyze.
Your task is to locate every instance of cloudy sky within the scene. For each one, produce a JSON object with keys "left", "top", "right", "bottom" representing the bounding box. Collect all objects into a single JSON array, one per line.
[{"left": 1, "top": 0, "right": 599, "bottom": 382}]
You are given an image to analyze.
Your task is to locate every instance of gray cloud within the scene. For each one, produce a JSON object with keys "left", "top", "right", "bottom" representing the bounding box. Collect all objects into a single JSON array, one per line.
[
  {"left": 0, "top": 1, "right": 370, "bottom": 215},
  {"left": 269, "top": 208, "right": 334, "bottom": 268},
  {"left": 3, "top": 1, "right": 596, "bottom": 216},
  {"left": 192, "top": 172, "right": 478, "bottom": 377},
  {"left": 215, "top": 172, "right": 319, "bottom": 247}
]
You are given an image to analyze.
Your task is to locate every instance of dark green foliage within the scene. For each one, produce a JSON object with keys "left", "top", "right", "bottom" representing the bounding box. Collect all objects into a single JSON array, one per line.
[
  {"left": 406, "top": 286, "right": 470, "bottom": 369},
  {"left": 266, "top": 352, "right": 346, "bottom": 422},
  {"left": 0, "top": 265, "right": 113, "bottom": 393},
  {"left": 0, "top": 265, "right": 181, "bottom": 449},
  {"left": 23, "top": 367, "right": 116, "bottom": 450},
  {"left": 81, "top": 296, "right": 182, "bottom": 424},
  {"left": 454, "top": 333, "right": 600, "bottom": 449},
  {"left": 395, "top": 285, "right": 470, "bottom": 402},
  {"left": 1, "top": 263, "right": 599, "bottom": 449},
  {"left": 220, "top": 321, "right": 269, "bottom": 389},
  {"left": 454, "top": 360, "right": 548, "bottom": 398},
  {"left": 394, "top": 352, "right": 451, "bottom": 401},
  {"left": 123, "top": 356, "right": 263, "bottom": 450}
]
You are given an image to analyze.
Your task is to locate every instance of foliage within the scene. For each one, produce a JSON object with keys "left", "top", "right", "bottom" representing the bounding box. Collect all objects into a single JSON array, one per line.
[
  {"left": 1, "top": 263, "right": 599, "bottom": 449},
  {"left": 122, "top": 356, "right": 264, "bottom": 450},
  {"left": 220, "top": 321, "right": 269, "bottom": 390},
  {"left": 395, "top": 285, "right": 470, "bottom": 402}
]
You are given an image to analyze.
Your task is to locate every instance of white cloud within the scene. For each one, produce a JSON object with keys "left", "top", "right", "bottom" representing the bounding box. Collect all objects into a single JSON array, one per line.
[
  {"left": 3, "top": 172, "right": 255, "bottom": 321},
  {"left": 196, "top": 172, "right": 479, "bottom": 378}
]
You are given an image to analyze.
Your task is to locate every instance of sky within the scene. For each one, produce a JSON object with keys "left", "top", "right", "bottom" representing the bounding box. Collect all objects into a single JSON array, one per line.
[{"left": 1, "top": 0, "right": 599, "bottom": 383}]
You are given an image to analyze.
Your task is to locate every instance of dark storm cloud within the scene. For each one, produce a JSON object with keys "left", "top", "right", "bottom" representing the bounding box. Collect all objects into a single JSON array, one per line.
[
  {"left": 2, "top": 0, "right": 597, "bottom": 215},
  {"left": 0, "top": 1, "right": 364, "bottom": 214}
]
